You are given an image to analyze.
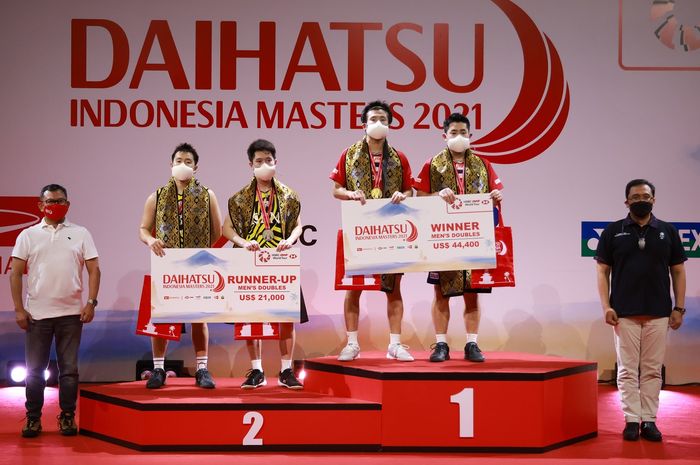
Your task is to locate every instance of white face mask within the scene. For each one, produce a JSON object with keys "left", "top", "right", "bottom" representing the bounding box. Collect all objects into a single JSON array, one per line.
[
  {"left": 366, "top": 120, "right": 389, "bottom": 140},
  {"left": 446, "top": 135, "right": 470, "bottom": 153},
  {"left": 171, "top": 163, "right": 194, "bottom": 181},
  {"left": 254, "top": 163, "right": 276, "bottom": 182}
]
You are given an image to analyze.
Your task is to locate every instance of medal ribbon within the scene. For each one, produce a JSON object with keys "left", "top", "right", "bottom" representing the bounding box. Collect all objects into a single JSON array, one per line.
[
  {"left": 371, "top": 153, "right": 383, "bottom": 192},
  {"left": 255, "top": 185, "right": 275, "bottom": 233},
  {"left": 453, "top": 161, "right": 465, "bottom": 195}
]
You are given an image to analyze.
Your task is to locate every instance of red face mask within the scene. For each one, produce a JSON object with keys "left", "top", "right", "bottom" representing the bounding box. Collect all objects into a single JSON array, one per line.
[{"left": 43, "top": 203, "right": 69, "bottom": 221}]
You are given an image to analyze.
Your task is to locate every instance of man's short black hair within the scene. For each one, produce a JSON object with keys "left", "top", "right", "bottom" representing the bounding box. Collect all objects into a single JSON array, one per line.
[
  {"left": 361, "top": 100, "right": 393, "bottom": 124},
  {"left": 171, "top": 142, "right": 199, "bottom": 165},
  {"left": 625, "top": 179, "right": 656, "bottom": 199},
  {"left": 443, "top": 113, "right": 471, "bottom": 133},
  {"left": 40, "top": 184, "right": 68, "bottom": 200},
  {"left": 247, "top": 139, "right": 277, "bottom": 162}
]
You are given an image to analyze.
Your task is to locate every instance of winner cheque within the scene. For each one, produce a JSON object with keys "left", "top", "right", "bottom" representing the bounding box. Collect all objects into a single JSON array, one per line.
[
  {"left": 150, "top": 248, "right": 301, "bottom": 323},
  {"left": 341, "top": 194, "right": 496, "bottom": 275}
]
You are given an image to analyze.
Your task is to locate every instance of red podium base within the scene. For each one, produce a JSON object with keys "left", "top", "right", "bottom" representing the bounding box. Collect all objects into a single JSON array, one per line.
[
  {"left": 79, "top": 379, "right": 381, "bottom": 451},
  {"left": 79, "top": 351, "right": 597, "bottom": 452},
  {"left": 304, "top": 351, "right": 598, "bottom": 452}
]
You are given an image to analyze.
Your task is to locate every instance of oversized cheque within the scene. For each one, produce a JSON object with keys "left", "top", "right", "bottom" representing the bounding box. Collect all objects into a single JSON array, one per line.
[
  {"left": 150, "top": 248, "right": 300, "bottom": 323},
  {"left": 341, "top": 194, "right": 496, "bottom": 275}
]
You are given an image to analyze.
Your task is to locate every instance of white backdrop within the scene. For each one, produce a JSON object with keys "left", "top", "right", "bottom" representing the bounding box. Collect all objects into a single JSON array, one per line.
[{"left": 1, "top": 0, "right": 698, "bottom": 383}]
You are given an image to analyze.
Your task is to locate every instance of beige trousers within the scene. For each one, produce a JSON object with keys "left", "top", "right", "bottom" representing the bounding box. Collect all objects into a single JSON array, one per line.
[{"left": 614, "top": 316, "right": 669, "bottom": 423}]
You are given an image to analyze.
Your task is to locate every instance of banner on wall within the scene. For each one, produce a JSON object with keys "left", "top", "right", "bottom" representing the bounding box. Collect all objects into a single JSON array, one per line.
[
  {"left": 150, "top": 248, "right": 301, "bottom": 323},
  {"left": 581, "top": 221, "right": 700, "bottom": 258},
  {"left": 341, "top": 195, "right": 496, "bottom": 275}
]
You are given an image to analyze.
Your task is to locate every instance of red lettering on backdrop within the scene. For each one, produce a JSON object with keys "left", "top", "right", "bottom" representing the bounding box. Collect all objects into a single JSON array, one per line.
[
  {"left": 224, "top": 101, "right": 248, "bottom": 128},
  {"left": 282, "top": 23, "right": 340, "bottom": 91},
  {"left": 389, "top": 102, "right": 405, "bottom": 129},
  {"left": 386, "top": 23, "right": 426, "bottom": 92},
  {"left": 220, "top": 22, "right": 276, "bottom": 90},
  {"left": 287, "top": 102, "right": 309, "bottom": 129},
  {"left": 129, "top": 20, "right": 188, "bottom": 89},
  {"left": 105, "top": 99, "right": 127, "bottom": 127},
  {"left": 329, "top": 22, "right": 382, "bottom": 91},
  {"left": 71, "top": 19, "right": 129, "bottom": 88},
  {"left": 309, "top": 102, "right": 326, "bottom": 129},
  {"left": 195, "top": 21, "right": 213, "bottom": 89},
  {"left": 258, "top": 101, "right": 284, "bottom": 128},
  {"left": 434, "top": 24, "right": 484, "bottom": 92}
]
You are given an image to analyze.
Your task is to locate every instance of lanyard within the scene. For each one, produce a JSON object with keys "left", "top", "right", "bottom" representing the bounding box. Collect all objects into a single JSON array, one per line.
[
  {"left": 370, "top": 152, "right": 383, "bottom": 198},
  {"left": 255, "top": 185, "right": 275, "bottom": 232},
  {"left": 453, "top": 160, "right": 465, "bottom": 195}
]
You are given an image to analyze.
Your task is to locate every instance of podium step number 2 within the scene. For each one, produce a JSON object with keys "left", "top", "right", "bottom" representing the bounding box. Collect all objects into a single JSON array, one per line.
[{"left": 242, "top": 412, "right": 264, "bottom": 446}]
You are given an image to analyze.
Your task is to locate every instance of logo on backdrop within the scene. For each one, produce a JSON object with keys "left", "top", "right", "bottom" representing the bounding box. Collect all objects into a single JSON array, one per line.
[
  {"left": 470, "top": 0, "right": 570, "bottom": 164},
  {"left": 69, "top": 0, "right": 569, "bottom": 164},
  {"left": 619, "top": 0, "right": 700, "bottom": 70},
  {"left": 0, "top": 197, "right": 42, "bottom": 247},
  {"left": 0, "top": 197, "right": 42, "bottom": 275},
  {"left": 581, "top": 221, "right": 700, "bottom": 258},
  {"left": 651, "top": 0, "right": 700, "bottom": 52}
]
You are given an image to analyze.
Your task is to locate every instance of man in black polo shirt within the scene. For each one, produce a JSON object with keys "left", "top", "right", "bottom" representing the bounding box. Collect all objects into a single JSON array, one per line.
[{"left": 595, "top": 179, "right": 686, "bottom": 442}]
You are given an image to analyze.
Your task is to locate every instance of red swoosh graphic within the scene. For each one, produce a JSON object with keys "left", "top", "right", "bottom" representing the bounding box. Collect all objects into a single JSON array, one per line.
[
  {"left": 212, "top": 270, "right": 225, "bottom": 293},
  {"left": 406, "top": 220, "right": 418, "bottom": 242},
  {"left": 471, "top": 0, "right": 570, "bottom": 164}
]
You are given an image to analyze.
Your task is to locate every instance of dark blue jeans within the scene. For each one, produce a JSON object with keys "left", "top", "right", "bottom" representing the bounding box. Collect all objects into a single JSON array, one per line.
[{"left": 25, "top": 315, "right": 83, "bottom": 419}]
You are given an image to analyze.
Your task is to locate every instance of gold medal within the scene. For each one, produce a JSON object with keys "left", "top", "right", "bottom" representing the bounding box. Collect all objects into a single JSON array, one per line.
[
  {"left": 262, "top": 229, "right": 274, "bottom": 241},
  {"left": 370, "top": 188, "right": 382, "bottom": 199}
]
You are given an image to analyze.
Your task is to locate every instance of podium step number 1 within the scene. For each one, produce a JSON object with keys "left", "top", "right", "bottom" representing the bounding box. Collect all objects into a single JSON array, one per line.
[{"left": 450, "top": 388, "right": 474, "bottom": 438}]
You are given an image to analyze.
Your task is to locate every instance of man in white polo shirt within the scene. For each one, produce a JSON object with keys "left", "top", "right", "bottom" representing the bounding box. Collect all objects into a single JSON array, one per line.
[{"left": 10, "top": 184, "right": 100, "bottom": 438}]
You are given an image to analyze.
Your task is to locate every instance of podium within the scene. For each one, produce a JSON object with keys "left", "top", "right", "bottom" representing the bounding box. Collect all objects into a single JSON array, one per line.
[{"left": 79, "top": 351, "right": 597, "bottom": 452}]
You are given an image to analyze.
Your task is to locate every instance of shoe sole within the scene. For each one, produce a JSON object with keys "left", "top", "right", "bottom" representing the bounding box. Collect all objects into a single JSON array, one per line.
[
  {"left": 278, "top": 380, "right": 304, "bottom": 390},
  {"left": 386, "top": 353, "right": 415, "bottom": 361},
  {"left": 195, "top": 383, "right": 216, "bottom": 389},
  {"left": 60, "top": 429, "right": 78, "bottom": 436},
  {"left": 337, "top": 353, "right": 360, "bottom": 361},
  {"left": 21, "top": 431, "right": 41, "bottom": 438},
  {"left": 241, "top": 380, "right": 267, "bottom": 389},
  {"left": 465, "top": 357, "right": 486, "bottom": 362}
]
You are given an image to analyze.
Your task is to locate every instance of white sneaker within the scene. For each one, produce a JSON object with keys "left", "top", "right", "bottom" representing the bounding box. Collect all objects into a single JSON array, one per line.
[
  {"left": 337, "top": 343, "right": 361, "bottom": 361},
  {"left": 386, "top": 343, "right": 414, "bottom": 361}
]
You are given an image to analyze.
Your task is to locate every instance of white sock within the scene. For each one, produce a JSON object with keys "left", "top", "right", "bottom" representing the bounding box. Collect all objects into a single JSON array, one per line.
[
  {"left": 436, "top": 334, "right": 448, "bottom": 344},
  {"left": 153, "top": 357, "right": 165, "bottom": 371},
  {"left": 196, "top": 356, "right": 208, "bottom": 371},
  {"left": 281, "top": 359, "right": 293, "bottom": 371},
  {"left": 251, "top": 359, "right": 263, "bottom": 372},
  {"left": 347, "top": 331, "right": 359, "bottom": 345},
  {"left": 389, "top": 333, "right": 401, "bottom": 345},
  {"left": 467, "top": 333, "right": 478, "bottom": 344}
]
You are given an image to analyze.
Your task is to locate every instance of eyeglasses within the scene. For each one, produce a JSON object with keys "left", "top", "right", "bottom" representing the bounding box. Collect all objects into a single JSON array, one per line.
[
  {"left": 628, "top": 194, "right": 653, "bottom": 202},
  {"left": 43, "top": 198, "right": 68, "bottom": 205}
]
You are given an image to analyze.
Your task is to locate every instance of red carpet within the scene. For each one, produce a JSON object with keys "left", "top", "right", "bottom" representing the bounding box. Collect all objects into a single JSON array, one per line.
[{"left": 1, "top": 382, "right": 699, "bottom": 465}]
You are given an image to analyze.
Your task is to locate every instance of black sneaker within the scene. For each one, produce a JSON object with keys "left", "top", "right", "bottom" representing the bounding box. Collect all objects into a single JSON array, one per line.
[
  {"left": 640, "top": 421, "right": 662, "bottom": 442},
  {"left": 278, "top": 368, "right": 303, "bottom": 390},
  {"left": 241, "top": 369, "right": 266, "bottom": 389},
  {"left": 21, "top": 417, "right": 42, "bottom": 438},
  {"left": 57, "top": 411, "right": 78, "bottom": 436},
  {"left": 146, "top": 368, "right": 166, "bottom": 389},
  {"left": 195, "top": 368, "right": 216, "bottom": 389},
  {"left": 465, "top": 342, "right": 485, "bottom": 362},
  {"left": 429, "top": 342, "right": 450, "bottom": 362},
  {"left": 622, "top": 422, "right": 640, "bottom": 441}
]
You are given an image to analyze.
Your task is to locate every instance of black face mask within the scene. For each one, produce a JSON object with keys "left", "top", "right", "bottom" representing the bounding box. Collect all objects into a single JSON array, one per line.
[{"left": 629, "top": 201, "right": 653, "bottom": 217}]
